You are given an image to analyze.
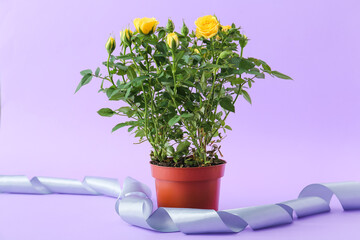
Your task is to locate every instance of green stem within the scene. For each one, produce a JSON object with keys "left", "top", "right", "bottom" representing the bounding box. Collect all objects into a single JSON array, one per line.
[
  {"left": 209, "top": 47, "right": 245, "bottom": 139},
  {"left": 106, "top": 54, "right": 116, "bottom": 86},
  {"left": 121, "top": 47, "right": 127, "bottom": 83},
  {"left": 171, "top": 50, "right": 177, "bottom": 94}
]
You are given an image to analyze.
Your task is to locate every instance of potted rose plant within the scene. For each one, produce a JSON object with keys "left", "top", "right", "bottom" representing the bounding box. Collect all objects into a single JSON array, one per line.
[{"left": 76, "top": 15, "right": 291, "bottom": 210}]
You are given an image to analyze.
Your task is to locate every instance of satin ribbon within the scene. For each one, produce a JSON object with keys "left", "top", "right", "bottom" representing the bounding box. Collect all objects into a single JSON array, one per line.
[{"left": 1, "top": 175, "right": 359, "bottom": 234}]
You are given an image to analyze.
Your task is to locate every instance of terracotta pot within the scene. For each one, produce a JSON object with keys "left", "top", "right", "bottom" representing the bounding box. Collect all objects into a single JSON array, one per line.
[{"left": 150, "top": 162, "right": 226, "bottom": 210}]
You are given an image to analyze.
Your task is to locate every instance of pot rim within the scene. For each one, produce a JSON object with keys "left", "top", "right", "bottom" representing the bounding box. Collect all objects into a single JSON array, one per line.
[
  {"left": 149, "top": 160, "right": 227, "bottom": 169},
  {"left": 150, "top": 160, "right": 226, "bottom": 181}
]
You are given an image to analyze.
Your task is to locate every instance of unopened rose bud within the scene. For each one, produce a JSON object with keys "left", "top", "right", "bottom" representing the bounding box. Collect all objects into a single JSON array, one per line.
[
  {"left": 181, "top": 21, "right": 189, "bottom": 36},
  {"left": 105, "top": 36, "right": 116, "bottom": 54},
  {"left": 239, "top": 34, "right": 248, "bottom": 48},
  {"left": 166, "top": 32, "right": 179, "bottom": 50},
  {"left": 120, "top": 29, "right": 133, "bottom": 47},
  {"left": 166, "top": 19, "right": 175, "bottom": 33}
]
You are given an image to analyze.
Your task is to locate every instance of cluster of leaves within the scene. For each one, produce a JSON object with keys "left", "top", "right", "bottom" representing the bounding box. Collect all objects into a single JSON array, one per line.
[{"left": 76, "top": 21, "right": 292, "bottom": 166}]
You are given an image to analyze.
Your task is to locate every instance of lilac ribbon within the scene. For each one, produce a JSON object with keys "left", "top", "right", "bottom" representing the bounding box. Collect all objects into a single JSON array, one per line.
[{"left": 0, "top": 175, "right": 359, "bottom": 234}]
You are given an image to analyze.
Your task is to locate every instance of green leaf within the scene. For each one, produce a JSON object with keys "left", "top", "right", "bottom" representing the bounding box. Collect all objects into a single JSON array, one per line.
[
  {"left": 124, "top": 86, "right": 132, "bottom": 99},
  {"left": 117, "top": 106, "right": 131, "bottom": 114},
  {"left": 112, "top": 121, "right": 138, "bottom": 132},
  {"left": 229, "top": 77, "right": 245, "bottom": 85},
  {"left": 260, "top": 61, "right": 271, "bottom": 71},
  {"left": 135, "top": 129, "right": 145, "bottom": 138},
  {"left": 181, "top": 113, "right": 193, "bottom": 118},
  {"left": 168, "top": 114, "right": 181, "bottom": 126},
  {"left": 80, "top": 69, "right": 92, "bottom": 76},
  {"left": 116, "top": 54, "right": 132, "bottom": 60},
  {"left": 97, "top": 108, "right": 115, "bottom": 117},
  {"left": 158, "top": 30, "right": 166, "bottom": 39},
  {"left": 219, "top": 50, "right": 233, "bottom": 59},
  {"left": 166, "top": 146, "right": 175, "bottom": 156},
  {"left": 176, "top": 140, "right": 190, "bottom": 153},
  {"left": 109, "top": 89, "right": 125, "bottom": 101},
  {"left": 128, "top": 125, "right": 136, "bottom": 132},
  {"left": 95, "top": 67, "right": 100, "bottom": 77},
  {"left": 229, "top": 57, "right": 255, "bottom": 70},
  {"left": 175, "top": 51, "right": 185, "bottom": 64},
  {"left": 271, "top": 71, "right": 293, "bottom": 80},
  {"left": 75, "top": 73, "right": 93, "bottom": 93},
  {"left": 131, "top": 76, "right": 148, "bottom": 87},
  {"left": 241, "top": 90, "right": 252, "bottom": 104},
  {"left": 156, "top": 41, "right": 167, "bottom": 55},
  {"left": 115, "top": 63, "right": 128, "bottom": 71},
  {"left": 225, "top": 125, "right": 232, "bottom": 130},
  {"left": 127, "top": 66, "right": 137, "bottom": 80},
  {"left": 219, "top": 97, "right": 235, "bottom": 112}
]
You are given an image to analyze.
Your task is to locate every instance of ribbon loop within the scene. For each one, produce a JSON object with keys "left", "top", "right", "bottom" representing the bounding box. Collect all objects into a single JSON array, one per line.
[{"left": 1, "top": 175, "right": 359, "bottom": 235}]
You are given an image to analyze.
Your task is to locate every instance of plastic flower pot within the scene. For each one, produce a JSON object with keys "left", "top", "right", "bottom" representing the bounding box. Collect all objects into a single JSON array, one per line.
[{"left": 150, "top": 162, "right": 226, "bottom": 210}]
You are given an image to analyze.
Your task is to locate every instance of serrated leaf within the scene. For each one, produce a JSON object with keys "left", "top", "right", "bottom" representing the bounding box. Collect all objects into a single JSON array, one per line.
[
  {"left": 127, "top": 66, "right": 137, "bottom": 80},
  {"left": 260, "top": 61, "right": 271, "bottom": 71},
  {"left": 80, "top": 69, "right": 92, "bottom": 76},
  {"left": 95, "top": 67, "right": 100, "bottom": 77},
  {"left": 97, "top": 108, "right": 115, "bottom": 117},
  {"left": 115, "top": 63, "right": 128, "bottom": 71},
  {"left": 131, "top": 76, "right": 148, "bottom": 87},
  {"left": 128, "top": 125, "right": 136, "bottom": 132},
  {"left": 181, "top": 113, "right": 193, "bottom": 118},
  {"left": 219, "top": 97, "right": 235, "bottom": 112},
  {"left": 116, "top": 54, "right": 132, "bottom": 60},
  {"left": 271, "top": 71, "right": 292, "bottom": 80},
  {"left": 168, "top": 114, "right": 181, "bottom": 126},
  {"left": 241, "top": 90, "right": 252, "bottom": 104},
  {"left": 109, "top": 88, "right": 124, "bottom": 101},
  {"left": 75, "top": 73, "right": 93, "bottom": 93},
  {"left": 112, "top": 121, "right": 138, "bottom": 132},
  {"left": 118, "top": 107, "right": 131, "bottom": 114}
]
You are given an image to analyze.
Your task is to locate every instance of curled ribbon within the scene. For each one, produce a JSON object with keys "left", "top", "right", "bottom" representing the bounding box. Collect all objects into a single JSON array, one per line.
[{"left": 0, "top": 175, "right": 359, "bottom": 234}]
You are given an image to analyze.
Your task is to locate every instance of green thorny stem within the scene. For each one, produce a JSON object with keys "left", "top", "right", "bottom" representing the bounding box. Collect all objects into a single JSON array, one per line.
[
  {"left": 170, "top": 49, "right": 202, "bottom": 163},
  {"left": 210, "top": 46, "right": 246, "bottom": 139},
  {"left": 106, "top": 54, "right": 116, "bottom": 86},
  {"left": 128, "top": 45, "right": 160, "bottom": 158},
  {"left": 145, "top": 50, "right": 163, "bottom": 159},
  {"left": 198, "top": 39, "right": 219, "bottom": 163}
]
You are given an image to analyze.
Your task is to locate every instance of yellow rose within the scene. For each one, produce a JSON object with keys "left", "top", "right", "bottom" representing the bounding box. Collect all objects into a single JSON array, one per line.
[
  {"left": 166, "top": 32, "right": 179, "bottom": 49},
  {"left": 194, "top": 15, "right": 220, "bottom": 39},
  {"left": 221, "top": 25, "right": 231, "bottom": 32},
  {"left": 120, "top": 29, "right": 133, "bottom": 46},
  {"left": 133, "top": 17, "right": 159, "bottom": 35}
]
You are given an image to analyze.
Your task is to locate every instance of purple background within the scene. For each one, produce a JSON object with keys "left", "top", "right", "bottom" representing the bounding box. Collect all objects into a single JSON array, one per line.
[{"left": 1, "top": 0, "right": 360, "bottom": 239}]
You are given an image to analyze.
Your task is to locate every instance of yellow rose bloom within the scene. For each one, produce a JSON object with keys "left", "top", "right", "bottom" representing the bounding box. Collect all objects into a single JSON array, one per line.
[
  {"left": 221, "top": 25, "right": 231, "bottom": 32},
  {"left": 133, "top": 17, "right": 159, "bottom": 35},
  {"left": 194, "top": 15, "right": 220, "bottom": 39},
  {"left": 166, "top": 32, "right": 179, "bottom": 49}
]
